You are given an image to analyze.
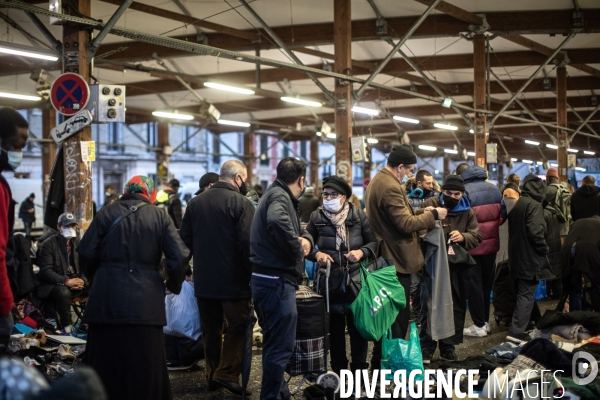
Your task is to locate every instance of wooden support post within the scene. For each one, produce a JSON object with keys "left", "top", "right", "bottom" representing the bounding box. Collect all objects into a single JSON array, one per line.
[
  {"left": 310, "top": 139, "right": 319, "bottom": 189},
  {"left": 556, "top": 66, "right": 568, "bottom": 182},
  {"left": 334, "top": 0, "right": 352, "bottom": 185},
  {"left": 62, "top": 0, "right": 92, "bottom": 234},
  {"left": 473, "top": 34, "right": 488, "bottom": 170},
  {"left": 363, "top": 146, "right": 372, "bottom": 182},
  {"left": 156, "top": 121, "right": 169, "bottom": 186},
  {"left": 41, "top": 108, "right": 56, "bottom": 212},
  {"left": 443, "top": 156, "right": 450, "bottom": 181},
  {"left": 498, "top": 162, "right": 505, "bottom": 187},
  {"left": 244, "top": 132, "right": 255, "bottom": 185}
]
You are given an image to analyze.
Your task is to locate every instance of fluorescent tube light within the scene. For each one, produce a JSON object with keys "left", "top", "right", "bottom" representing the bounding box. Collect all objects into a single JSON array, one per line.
[
  {"left": 351, "top": 106, "right": 379, "bottom": 116},
  {"left": 218, "top": 119, "right": 251, "bottom": 127},
  {"left": 525, "top": 140, "right": 540, "bottom": 146},
  {"left": 433, "top": 123, "right": 458, "bottom": 131},
  {"left": 575, "top": 167, "right": 587, "bottom": 171},
  {"left": 152, "top": 111, "right": 194, "bottom": 120},
  {"left": 584, "top": 151, "right": 595, "bottom": 155},
  {"left": 444, "top": 149, "right": 458, "bottom": 154},
  {"left": 326, "top": 133, "right": 336, "bottom": 139},
  {"left": 0, "top": 91, "right": 41, "bottom": 101},
  {"left": 568, "top": 148, "right": 579, "bottom": 153},
  {"left": 522, "top": 159, "right": 533, "bottom": 164},
  {"left": 0, "top": 41, "right": 58, "bottom": 61},
  {"left": 281, "top": 97, "right": 322, "bottom": 107},
  {"left": 511, "top": 158, "right": 518, "bottom": 162},
  {"left": 469, "top": 129, "right": 474, "bottom": 134},
  {"left": 316, "top": 132, "right": 322, "bottom": 136},
  {"left": 366, "top": 138, "right": 379, "bottom": 144},
  {"left": 418, "top": 145, "right": 437, "bottom": 151},
  {"left": 546, "top": 144, "right": 558, "bottom": 149},
  {"left": 393, "top": 116, "right": 419, "bottom": 124},
  {"left": 204, "top": 82, "right": 255, "bottom": 95},
  {"left": 551, "top": 163, "right": 558, "bottom": 167},
  {"left": 467, "top": 151, "right": 476, "bottom": 157}
]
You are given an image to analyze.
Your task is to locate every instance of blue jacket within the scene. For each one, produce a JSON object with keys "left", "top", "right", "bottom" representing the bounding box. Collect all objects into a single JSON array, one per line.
[{"left": 460, "top": 166, "right": 502, "bottom": 256}]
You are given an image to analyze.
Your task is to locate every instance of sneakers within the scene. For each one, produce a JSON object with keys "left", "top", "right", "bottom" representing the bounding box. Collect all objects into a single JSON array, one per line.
[
  {"left": 167, "top": 362, "right": 197, "bottom": 371},
  {"left": 463, "top": 324, "right": 488, "bottom": 337},
  {"left": 57, "top": 344, "right": 75, "bottom": 362},
  {"left": 440, "top": 348, "right": 457, "bottom": 361},
  {"left": 485, "top": 322, "right": 491, "bottom": 333},
  {"left": 506, "top": 333, "right": 529, "bottom": 344},
  {"left": 421, "top": 348, "right": 433, "bottom": 365}
]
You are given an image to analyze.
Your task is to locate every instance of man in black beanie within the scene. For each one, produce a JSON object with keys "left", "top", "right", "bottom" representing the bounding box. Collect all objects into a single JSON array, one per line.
[{"left": 364, "top": 144, "right": 447, "bottom": 370}]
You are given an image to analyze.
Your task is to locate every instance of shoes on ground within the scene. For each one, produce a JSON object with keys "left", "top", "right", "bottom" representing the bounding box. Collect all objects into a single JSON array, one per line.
[
  {"left": 167, "top": 362, "right": 197, "bottom": 371},
  {"left": 421, "top": 348, "right": 434, "bottom": 365},
  {"left": 57, "top": 344, "right": 75, "bottom": 362},
  {"left": 485, "top": 322, "right": 491, "bottom": 333},
  {"left": 463, "top": 324, "right": 488, "bottom": 337},
  {"left": 213, "top": 379, "right": 252, "bottom": 396},
  {"left": 440, "top": 348, "right": 457, "bottom": 361}
]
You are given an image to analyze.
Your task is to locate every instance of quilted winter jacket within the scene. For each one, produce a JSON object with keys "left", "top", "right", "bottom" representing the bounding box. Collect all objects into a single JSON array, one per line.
[
  {"left": 543, "top": 204, "right": 563, "bottom": 280},
  {"left": 460, "top": 166, "right": 501, "bottom": 256}
]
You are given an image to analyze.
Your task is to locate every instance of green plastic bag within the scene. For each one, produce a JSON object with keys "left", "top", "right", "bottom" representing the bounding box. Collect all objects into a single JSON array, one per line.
[
  {"left": 381, "top": 322, "right": 424, "bottom": 381},
  {"left": 349, "top": 265, "right": 406, "bottom": 341}
]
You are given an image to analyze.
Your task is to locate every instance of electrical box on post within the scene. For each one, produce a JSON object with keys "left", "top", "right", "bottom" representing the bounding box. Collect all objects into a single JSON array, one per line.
[
  {"left": 88, "top": 84, "right": 126, "bottom": 123},
  {"left": 486, "top": 143, "right": 498, "bottom": 164}
]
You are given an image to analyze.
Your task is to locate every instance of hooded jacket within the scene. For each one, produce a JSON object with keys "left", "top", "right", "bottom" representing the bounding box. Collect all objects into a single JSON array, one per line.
[
  {"left": 0, "top": 156, "right": 16, "bottom": 315},
  {"left": 571, "top": 184, "right": 600, "bottom": 221},
  {"left": 460, "top": 166, "right": 501, "bottom": 256},
  {"left": 19, "top": 197, "right": 35, "bottom": 223},
  {"left": 250, "top": 179, "right": 313, "bottom": 280},
  {"left": 507, "top": 175, "right": 552, "bottom": 281},
  {"left": 365, "top": 168, "right": 436, "bottom": 274}
]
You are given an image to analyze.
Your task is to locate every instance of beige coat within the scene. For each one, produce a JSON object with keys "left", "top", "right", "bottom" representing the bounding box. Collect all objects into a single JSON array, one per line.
[{"left": 364, "top": 168, "right": 436, "bottom": 274}]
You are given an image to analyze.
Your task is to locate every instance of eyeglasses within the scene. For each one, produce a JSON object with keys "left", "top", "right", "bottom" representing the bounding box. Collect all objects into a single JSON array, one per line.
[{"left": 322, "top": 192, "right": 340, "bottom": 199}]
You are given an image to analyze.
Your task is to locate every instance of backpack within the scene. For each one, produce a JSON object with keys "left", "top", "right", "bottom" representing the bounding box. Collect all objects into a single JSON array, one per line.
[{"left": 549, "top": 183, "right": 571, "bottom": 224}]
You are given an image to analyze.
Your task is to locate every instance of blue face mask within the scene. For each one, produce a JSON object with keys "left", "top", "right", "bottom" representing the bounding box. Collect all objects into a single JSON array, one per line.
[
  {"left": 1, "top": 147, "right": 22, "bottom": 170},
  {"left": 401, "top": 174, "right": 409, "bottom": 184}
]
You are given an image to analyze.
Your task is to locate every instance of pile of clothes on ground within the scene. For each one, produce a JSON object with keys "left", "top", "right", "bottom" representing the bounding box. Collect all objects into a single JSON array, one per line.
[{"left": 440, "top": 310, "right": 600, "bottom": 399}]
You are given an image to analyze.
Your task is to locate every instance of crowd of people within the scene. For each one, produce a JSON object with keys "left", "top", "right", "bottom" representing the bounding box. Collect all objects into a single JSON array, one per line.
[{"left": 1, "top": 105, "right": 600, "bottom": 400}]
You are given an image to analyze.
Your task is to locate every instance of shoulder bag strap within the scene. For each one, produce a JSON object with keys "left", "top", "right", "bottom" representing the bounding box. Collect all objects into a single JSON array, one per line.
[{"left": 105, "top": 201, "right": 149, "bottom": 236}]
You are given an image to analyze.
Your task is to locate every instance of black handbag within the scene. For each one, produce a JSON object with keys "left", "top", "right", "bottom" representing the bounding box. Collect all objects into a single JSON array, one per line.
[{"left": 446, "top": 238, "right": 477, "bottom": 269}]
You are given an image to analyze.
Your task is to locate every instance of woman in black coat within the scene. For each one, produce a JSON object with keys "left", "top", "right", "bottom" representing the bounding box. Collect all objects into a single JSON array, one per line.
[
  {"left": 306, "top": 176, "right": 377, "bottom": 375},
  {"left": 78, "top": 176, "right": 189, "bottom": 400}
]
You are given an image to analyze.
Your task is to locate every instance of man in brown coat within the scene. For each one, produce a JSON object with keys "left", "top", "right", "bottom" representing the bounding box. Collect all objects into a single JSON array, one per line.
[{"left": 365, "top": 144, "right": 447, "bottom": 368}]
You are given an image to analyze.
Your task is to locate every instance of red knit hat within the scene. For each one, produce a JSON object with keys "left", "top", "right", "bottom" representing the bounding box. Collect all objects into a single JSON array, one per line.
[{"left": 546, "top": 168, "right": 559, "bottom": 178}]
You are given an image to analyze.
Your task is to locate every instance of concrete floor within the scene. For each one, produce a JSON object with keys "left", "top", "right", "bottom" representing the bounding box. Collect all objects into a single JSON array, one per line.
[{"left": 170, "top": 299, "right": 558, "bottom": 399}]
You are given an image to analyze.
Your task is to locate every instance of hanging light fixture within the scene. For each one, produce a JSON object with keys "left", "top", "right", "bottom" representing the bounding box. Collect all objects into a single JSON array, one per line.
[
  {"left": 281, "top": 97, "right": 322, "bottom": 107},
  {"left": 525, "top": 140, "right": 540, "bottom": 146},
  {"left": 433, "top": 123, "right": 458, "bottom": 131},
  {"left": 0, "top": 91, "right": 42, "bottom": 101},
  {"left": 418, "top": 145, "right": 437, "bottom": 151},
  {"left": 152, "top": 111, "right": 194, "bottom": 120},
  {"left": 393, "top": 115, "right": 419, "bottom": 124},
  {"left": 351, "top": 106, "right": 379, "bottom": 116},
  {"left": 0, "top": 41, "right": 59, "bottom": 61},
  {"left": 218, "top": 119, "right": 251, "bottom": 127},
  {"left": 204, "top": 82, "right": 255, "bottom": 95}
]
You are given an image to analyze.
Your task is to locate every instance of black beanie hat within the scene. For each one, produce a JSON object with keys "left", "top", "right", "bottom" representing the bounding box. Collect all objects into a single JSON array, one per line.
[
  {"left": 322, "top": 175, "right": 352, "bottom": 198},
  {"left": 442, "top": 175, "right": 465, "bottom": 192},
  {"left": 196, "top": 172, "right": 219, "bottom": 195},
  {"left": 388, "top": 144, "right": 417, "bottom": 165}
]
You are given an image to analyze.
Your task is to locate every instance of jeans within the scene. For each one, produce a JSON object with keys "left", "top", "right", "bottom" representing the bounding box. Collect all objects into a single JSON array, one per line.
[
  {"left": 251, "top": 275, "right": 298, "bottom": 400},
  {"left": 508, "top": 279, "right": 539, "bottom": 337},
  {"left": 466, "top": 254, "right": 496, "bottom": 327},
  {"left": 419, "top": 267, "right": 469, "bottom": 352},
  {"left": 22, "top": 220, "right": 32, "bottom": 239},
  {"left": 569, "top": 271, "right": 600, "bottom": 311},
  {"left": 329, "top": 312, "right": 368, "bottom": 376},
  {"left": 370, "top": 272, "right": 411, "bottom": 371},
  {"left": 197, "top": 298, "right": 250, "bottom": 383},
  {"left": 410, "top": 273, "right": 421, "bottom": 317}
]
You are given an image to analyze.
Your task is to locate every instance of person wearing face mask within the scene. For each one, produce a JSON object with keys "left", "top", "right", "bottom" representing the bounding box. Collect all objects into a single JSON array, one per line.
[
  {"left": 420, "top": 175, "right": 482, "bottom": 363},
  {"left": 364, "top": 144, "right": 447, "bottom": 372},
  {"left": 306, "top": 175, "right": 377, "bottom": 377},
  {"left": 36, "top": 212, "right": 88, "bottom": 334},
  {"left": 179, "top": 160, "right": 255, "bottom": 396},
  {"left": 0, "top": 107, "right": 29, "bottom": 354},
  {"left": 249, "top": 157, "right": 313, "bottom": 400}
]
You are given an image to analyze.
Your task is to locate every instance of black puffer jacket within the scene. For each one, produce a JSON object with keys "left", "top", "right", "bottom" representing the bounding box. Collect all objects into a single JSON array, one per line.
[
  {"left": 571, "top": 184, "right": 600, "bottom": 221},
  {"left": 306, "top": 203, "right": 377, "bottom": 312},
  {"left": 561, "top": 216, "right": 600, "bottom": 283},
  {"left": 543, "top": 203, "right": 562, "bottom": 280},
  {"left": 37, "top": 234, "right": 87, "bottom": 299},
  {"left": 250, "top": 179, "right": 313, "bottom": 281},
  {"left": 179, "top": 181, "right": 255, "bottom": 300},
  {"left": 78, "top": 193, "right": 189, "bottom": 326},
  {"left": 508, "top": 175, "right": 553, "bottom": 281}
]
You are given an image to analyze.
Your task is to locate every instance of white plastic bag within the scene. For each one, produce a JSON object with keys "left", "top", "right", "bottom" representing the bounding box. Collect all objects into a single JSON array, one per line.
[{"left": 164, "top": 281, "right": 202, "bottom": 340}]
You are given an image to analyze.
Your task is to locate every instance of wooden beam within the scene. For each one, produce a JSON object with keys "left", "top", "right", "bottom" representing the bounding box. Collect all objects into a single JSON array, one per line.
[
  {"left": 157, "top": 121, "right": 169, "bottom": 186},
  {"left": 334, "top": 0, "right": 353, "bottom": 185},
  {"left": 310, "top": 139, "right": 319, "bottom": 188},
  {"left": 415, "top": 0, "right": 482, "bottom": 25},
  {"left": 292, "top": 47, "right": 374, "bottom": 70},
  {"left": 557, "top": 67, "right": 568, "bottom": 182},
  {"left": 473, "top": 33, "right": 487, "bottom": 169},
  {"left": 244, "top": 132, "right": 255, "bottom": 185}
]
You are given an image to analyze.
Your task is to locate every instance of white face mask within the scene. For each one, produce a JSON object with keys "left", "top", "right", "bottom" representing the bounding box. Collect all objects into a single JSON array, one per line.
[
  {"left": 61, "top": 227, "right": 76, "bottom": 239},
  {"left": 7, "top": 150, "right": 22, "bottom": 170},
  {"left": 323, "top": 198, "right": 343, "bottom": 213}
]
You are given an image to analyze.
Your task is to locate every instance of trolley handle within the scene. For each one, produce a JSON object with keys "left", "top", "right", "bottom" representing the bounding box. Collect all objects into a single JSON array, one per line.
[{"left": 325, "top": 259, "right": 331, "bottom": 278}]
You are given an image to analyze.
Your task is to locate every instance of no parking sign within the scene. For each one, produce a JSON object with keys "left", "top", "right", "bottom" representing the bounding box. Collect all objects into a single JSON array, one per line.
[{"left": 50, "top": 73, "right": 90, "bottom": 116}]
